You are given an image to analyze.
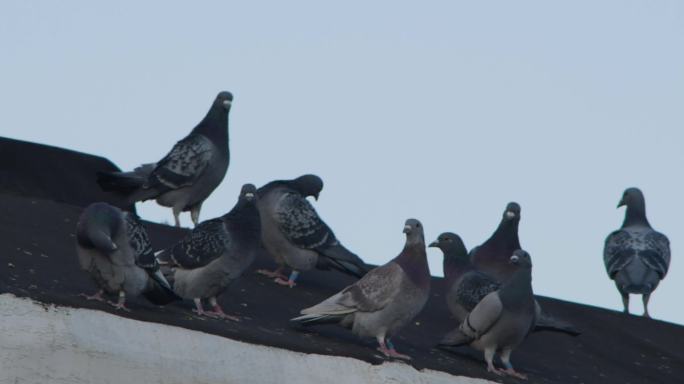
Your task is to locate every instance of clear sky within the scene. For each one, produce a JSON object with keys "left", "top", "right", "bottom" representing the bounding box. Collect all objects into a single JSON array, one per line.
[{"left": 1, "top": 1, "right": 682, "bottom": 324}]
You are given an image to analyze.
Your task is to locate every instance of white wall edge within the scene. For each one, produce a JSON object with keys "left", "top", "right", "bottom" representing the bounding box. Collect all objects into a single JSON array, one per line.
[{"left": 0, "top": 294, "right": 494, "bottom": 384}]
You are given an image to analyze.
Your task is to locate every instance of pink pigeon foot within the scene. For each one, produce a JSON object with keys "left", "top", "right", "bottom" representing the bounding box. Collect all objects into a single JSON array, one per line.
[
  {"left": 377, "top": 346, "right": 412, "bottom": 361},
  {"left": 256, "top": 269, "right": 288, "bottom": 280},
  {"left": 274, "top": 277, "right": 296, "bottom": 288},
  {"left": 107, "top": 300, "right": 131, "bottom": 312},
  {"left": 503, "top": 368, "right": 527, "bottom": 380},
  {"left": 79, "top": 291, "right": 105, "bottom": 302}
]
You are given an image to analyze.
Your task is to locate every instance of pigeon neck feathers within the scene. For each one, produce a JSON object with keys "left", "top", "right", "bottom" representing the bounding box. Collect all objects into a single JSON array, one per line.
[
  {"left": 222, "top": 198, "right": 261, "bottom": 240},
  {"left": 442, "top": 246, "right": 472, "bottom": 284},
  {"left": 191, "top": 99, "right": 230, "bottom": 151},
  {"left": 498, "top": 263, "right": 534, "bottom": 311},
  {"left": 395, "top": 233, "right": 430, "bottom": 289},
  {"left": 622, "top": 196, "right": 651, "bottom": 228}
]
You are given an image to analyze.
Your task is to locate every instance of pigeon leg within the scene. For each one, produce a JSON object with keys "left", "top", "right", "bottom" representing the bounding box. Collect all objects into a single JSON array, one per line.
[
  {"left": 79, "top": 289, "right": 105, "bottom": 302},
  {"left": 108, "top": 291, "right": 131, "bottom": 312},
  {"left": 484, "top": 348, "right": 503, "bottom": 376},
  {"left": 190, "top": 203, "right": 202, "bottom": 227},
  {"left": 500, "top": 348, "right": 527, "bottom": 380},
  {"left": 172, "top": 206, "right": 182, "bottom": 228},
  {"left": 203, "top": 297, "right": 240, "bottom": 321},
  {"left": 642, "top": 293, "right": 651, "bottom": 318},
  {"left": 620, "top": 289, "right": 630, "bottom": 314},
  {"left": 256, "top": 267, "right": 288, "bottom": 280},
  {"left": 376, "top": 335, "right": 392, "bottom": 357},
  {"left": 385, "top": 339, "right": 412, "bottom": 361},
  {"left": 275, "top": 270, "right": 299, "bottom": 288}
]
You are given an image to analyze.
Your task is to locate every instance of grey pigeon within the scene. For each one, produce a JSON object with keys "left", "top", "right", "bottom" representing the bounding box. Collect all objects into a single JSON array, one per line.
[
  {"left": 157, "top": 184, "right": 261, "bottom": 320},
  {"left": 429, "top": 232, "right": 499, "bottom": 323},
  {"left": 97, "top": 91, "right": 233, "bottom": 227},
  {"left": 604, "top": 187, "right": 670, "bottom": 317},
  {"left": 291, "top": 218, "right": 430, "bottom": 360},
  {"left": 255, "top": 174, "right": 368, "bottom": 287},
  {"left": 439, "top": 249, "right": 537, "bottom": 380},
  {"left": 470, "top": 202, "right": 522, "bottom": 283},
  {"left": 76, "top": 202, "right": 179, "bottom": 311}
]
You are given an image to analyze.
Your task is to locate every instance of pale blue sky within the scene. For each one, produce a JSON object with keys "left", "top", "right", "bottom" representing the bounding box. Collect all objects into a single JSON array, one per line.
[{"left": 1, "top": 1, "right": 683, "bottom": 324}]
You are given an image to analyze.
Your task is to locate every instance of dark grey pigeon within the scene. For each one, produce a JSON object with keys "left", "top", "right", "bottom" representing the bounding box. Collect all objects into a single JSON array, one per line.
[
  {"left": 97, "top": 91, "right": 233, "bottom": 227},
  {"left": 291, "top": 219, "right": 430, "bottom": 360},
  {"left": 157, "top": 184, "right": 261, "bottom": 321},
  {"left": 76, "top": 202, "right": 179, "bottom": 311},
  {"left": 255, "top": 174, "right": 368, "bottom": 287},
  {"left": 604, "top": 187, "right": 670, "bottom": 317},
  {"left": 470, "top": 202, "right": 522, "bottom": 283},
  {"left": 439, "top": 250, "right": 537, "bottom": 380},
  {"left": 429, "top": 232, "right": 500, "bottom": 323}
]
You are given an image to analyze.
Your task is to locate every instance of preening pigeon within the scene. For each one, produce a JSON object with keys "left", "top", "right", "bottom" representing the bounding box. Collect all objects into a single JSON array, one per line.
[
  {"left": 291, "top": 219, "right": 430, "bottom": 360},
  {"left": 429, "top": 232, "right": 500, "bottom": 324},
  {"left": 75, "top": 202, "right": 179, "bottom": 311},
  {"left": 97, "top": 91, "right": 233, "bottom": 227},
  {"left": 256, "top": 174, "right": 368, "bottom": 287},
  {"left": 439, "top": 250, "right": 537, "bottom": 380},
  {"left": 157, "top": 184, "right": 261, "bottom": 321},
  {"left": 470, "top": 202, "right": 521, "bottom": 283},
  {"left": 604, "top": 187, "right": 670, "bottom": 317}
]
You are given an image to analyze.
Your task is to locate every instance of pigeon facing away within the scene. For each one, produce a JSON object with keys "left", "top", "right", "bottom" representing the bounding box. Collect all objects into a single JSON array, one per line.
[
  {"left": 256, "top": 174, "right": 368, "bottom": 287},
  {"left": 604, "top": 187, "right": 670, "bottom": 317},
  {"left": 157, "top": 184, "right": 261, "bottom": 320},
  {"left": 291, "top": 219, "right": 430, "bottom": 360},
  {"left": 76, "top": 202, "right": 180, "bottom": 311},
  {"left": 97, "top": 91, "right": 233, "bottom": 227},
  {"left": 429, "top": 232, "right": 500, "bottom": 324},
  {"left": 439, "top": 250, "right": 537, "bottom": 380}
]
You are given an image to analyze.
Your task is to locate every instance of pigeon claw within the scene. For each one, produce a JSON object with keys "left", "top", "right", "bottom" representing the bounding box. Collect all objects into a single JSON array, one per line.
[
  {"left": 377, "top": 346, "right": 412, "bottom": 361},
  {"left": 503, "top": 369, "right": 527, "bottom": 380},
  {"left": 256, "top": 269, "right": 288, "bottom": 280},
  {"left": 107, "top": 300, "right": 131, "bottom": 312},
  {"left": 274, "top": 277, "right": 296, "bottom": 288},
  {"left": 78, "top": 291, "right": 105, "bottom": 302}
]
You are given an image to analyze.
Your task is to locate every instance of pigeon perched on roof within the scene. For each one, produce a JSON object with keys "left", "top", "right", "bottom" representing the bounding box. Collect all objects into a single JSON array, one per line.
[
  {"left": 255, "top": 174, "right": 368, "bottom": 287},
  {"left": 157, "top": 184, "right": 261, "bottom": 320},
  {"left": 97, "top": 91, "right": 233, "bottom": 227},
  {"left": 470, "top": 202, "right": 522, "bottom": 283},
  {"left": 429, "top": 232, "right": 500, "bottom": 323},
  {"left": 75, "top": 202, "right": 180, "bottom": 311},
  {"left": 291, "top": 219, "right": 430, "bottom": 360},
  {"left": 604, "top": 187, "right": 670, "bottom": 318},
  {"left": 439, "top": 249, "right": 537, "bottom": 380}
]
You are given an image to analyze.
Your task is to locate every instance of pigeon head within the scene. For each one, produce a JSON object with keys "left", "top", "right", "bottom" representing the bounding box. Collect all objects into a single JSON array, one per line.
[
  {"left": 618, "top": 187, "right": 644, "bottom": 209},
  {"left": 509, "top": 249, "right": 532, "bottom": 269},
  {"left": 215, "top": 91, "right": 234, "bottom": 110},
  {"left": 503, "top": 202, "right": 521, "bottom": 221},
  {"left": 429, "top": 232, "right": 466, "bottom": 254},
  {"left": 291, "top": 174, "right": 323, "bottom": 200},
  {"left": 239, "top": 183, "right": 257, "bottom": 202},
  {"left": 403, "top": 218, "right": 425, "bottom": 245}
]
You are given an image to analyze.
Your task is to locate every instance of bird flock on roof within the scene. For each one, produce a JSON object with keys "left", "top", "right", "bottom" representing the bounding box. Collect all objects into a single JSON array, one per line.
[{"left": 69, "top": 91, "right": 672, "bottom": 380}]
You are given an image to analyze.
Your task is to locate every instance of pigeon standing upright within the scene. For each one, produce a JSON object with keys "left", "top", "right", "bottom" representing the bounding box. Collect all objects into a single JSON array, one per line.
[
  {"left": 76, "top": 202, "right": 179, "bottom": 311},
  {"left": 429, "top": 232, "right": 500, "bottom": 323},
  {"left": 470, "top": 202, "right": 521, "bottom": 283},
  {"left": 255, "top": 174, "right": 368, "bottom": 287},
  {"left": 439, "top": 250, "right": 537, "bottom": 380},
  {"left": 157, "top": 184, "right": 261, "bottom": 320},
  {"left": 604, "top": 187, "right": 670, "bottom": 317},
  {"left": 291, "top": 219, "right": 430, "bottom": 360},
  {"left": 97, "top": 91, "right": 233, "bottom": 227}
]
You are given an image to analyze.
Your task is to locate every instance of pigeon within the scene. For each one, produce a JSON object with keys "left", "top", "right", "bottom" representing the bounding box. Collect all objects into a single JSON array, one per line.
[
  {"left": 429, "top": 232, "right": 500, "bottom": 323},
  {"left": 291, "top": 219, "right": 430, "bottom": 360},
  {"left": 255, "top": 174, "right": 368, "bottom": 287},
  {"left": 97, "top": 91, "right": 233, "bottom": 227},
  {"left": 439, "top": 249, "right": 537, "bottom": 380},
  {"left": 470, "top": 202, "right": 522, "bottom": 283},
  {"left": 604, "top": 187, "right": 670, "bottom": 317},
  {"left": 75, "top": 202, "right": 180, "bottom": 311},
  {"left": 157, "top": 184, "right": 261, "bottom": 320}
]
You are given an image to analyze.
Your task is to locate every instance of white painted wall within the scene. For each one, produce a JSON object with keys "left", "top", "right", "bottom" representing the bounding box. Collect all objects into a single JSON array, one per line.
[{"left": 0, "top": 294, "right": 493, "bottom": 384}]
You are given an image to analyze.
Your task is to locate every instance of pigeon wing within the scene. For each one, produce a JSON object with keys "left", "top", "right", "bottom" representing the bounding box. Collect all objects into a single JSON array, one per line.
[
  {"left": 168, "top": 218, "right": 229, "bottom": 269},
  {"left": 147, "top": 134, "right": 214, "bottom": 190}
]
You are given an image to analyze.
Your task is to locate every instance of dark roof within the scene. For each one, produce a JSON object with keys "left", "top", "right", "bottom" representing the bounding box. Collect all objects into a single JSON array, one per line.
[{"left": 0, "top": 138, "right": 682, "bottom": 384}]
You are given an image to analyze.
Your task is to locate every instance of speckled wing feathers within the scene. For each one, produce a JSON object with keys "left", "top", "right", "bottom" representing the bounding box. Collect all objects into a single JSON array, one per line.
[
  {"left": 275, "top": 193, "right": 336, "bottom": 250},
  {"left": 455, "top": 272, "right": 501, "bottom": 312},
  {"left": 604, "top": 229, "right": 670, "bottom": 279},
  {"left": 339, "top": 262, "right": 404, "bottom": 312},
  {"left": 169, "top": 218, "right": 229, "bottom": 269},
  {"left": 124, "top": 213, "right": 158, "bottom": 271},
  {"left": 148, "top": 134, "right": 213, "bottom": 190}
]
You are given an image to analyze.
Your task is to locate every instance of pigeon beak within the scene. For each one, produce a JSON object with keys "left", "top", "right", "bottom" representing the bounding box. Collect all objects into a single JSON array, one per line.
[
  {"left": 509, "top": 255, "right": 520, "bottom": 264},
  {"left": 245, "top": 192, "right": 255, "bottom": 200},
  {"left": 617, "top": 198, "right": 625, "bottom": 208},
  {"left": 223, "top": 99, "right": 232, "bottom": 109},
  {"left": 403, "top": 225, "right": 412, "bottom": 234},
  {"left": 505, "top": 211, "right": 516, "bottom": 219},
  {"left": 428, "top": 240, "right": 439, "bottom": 248}
]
